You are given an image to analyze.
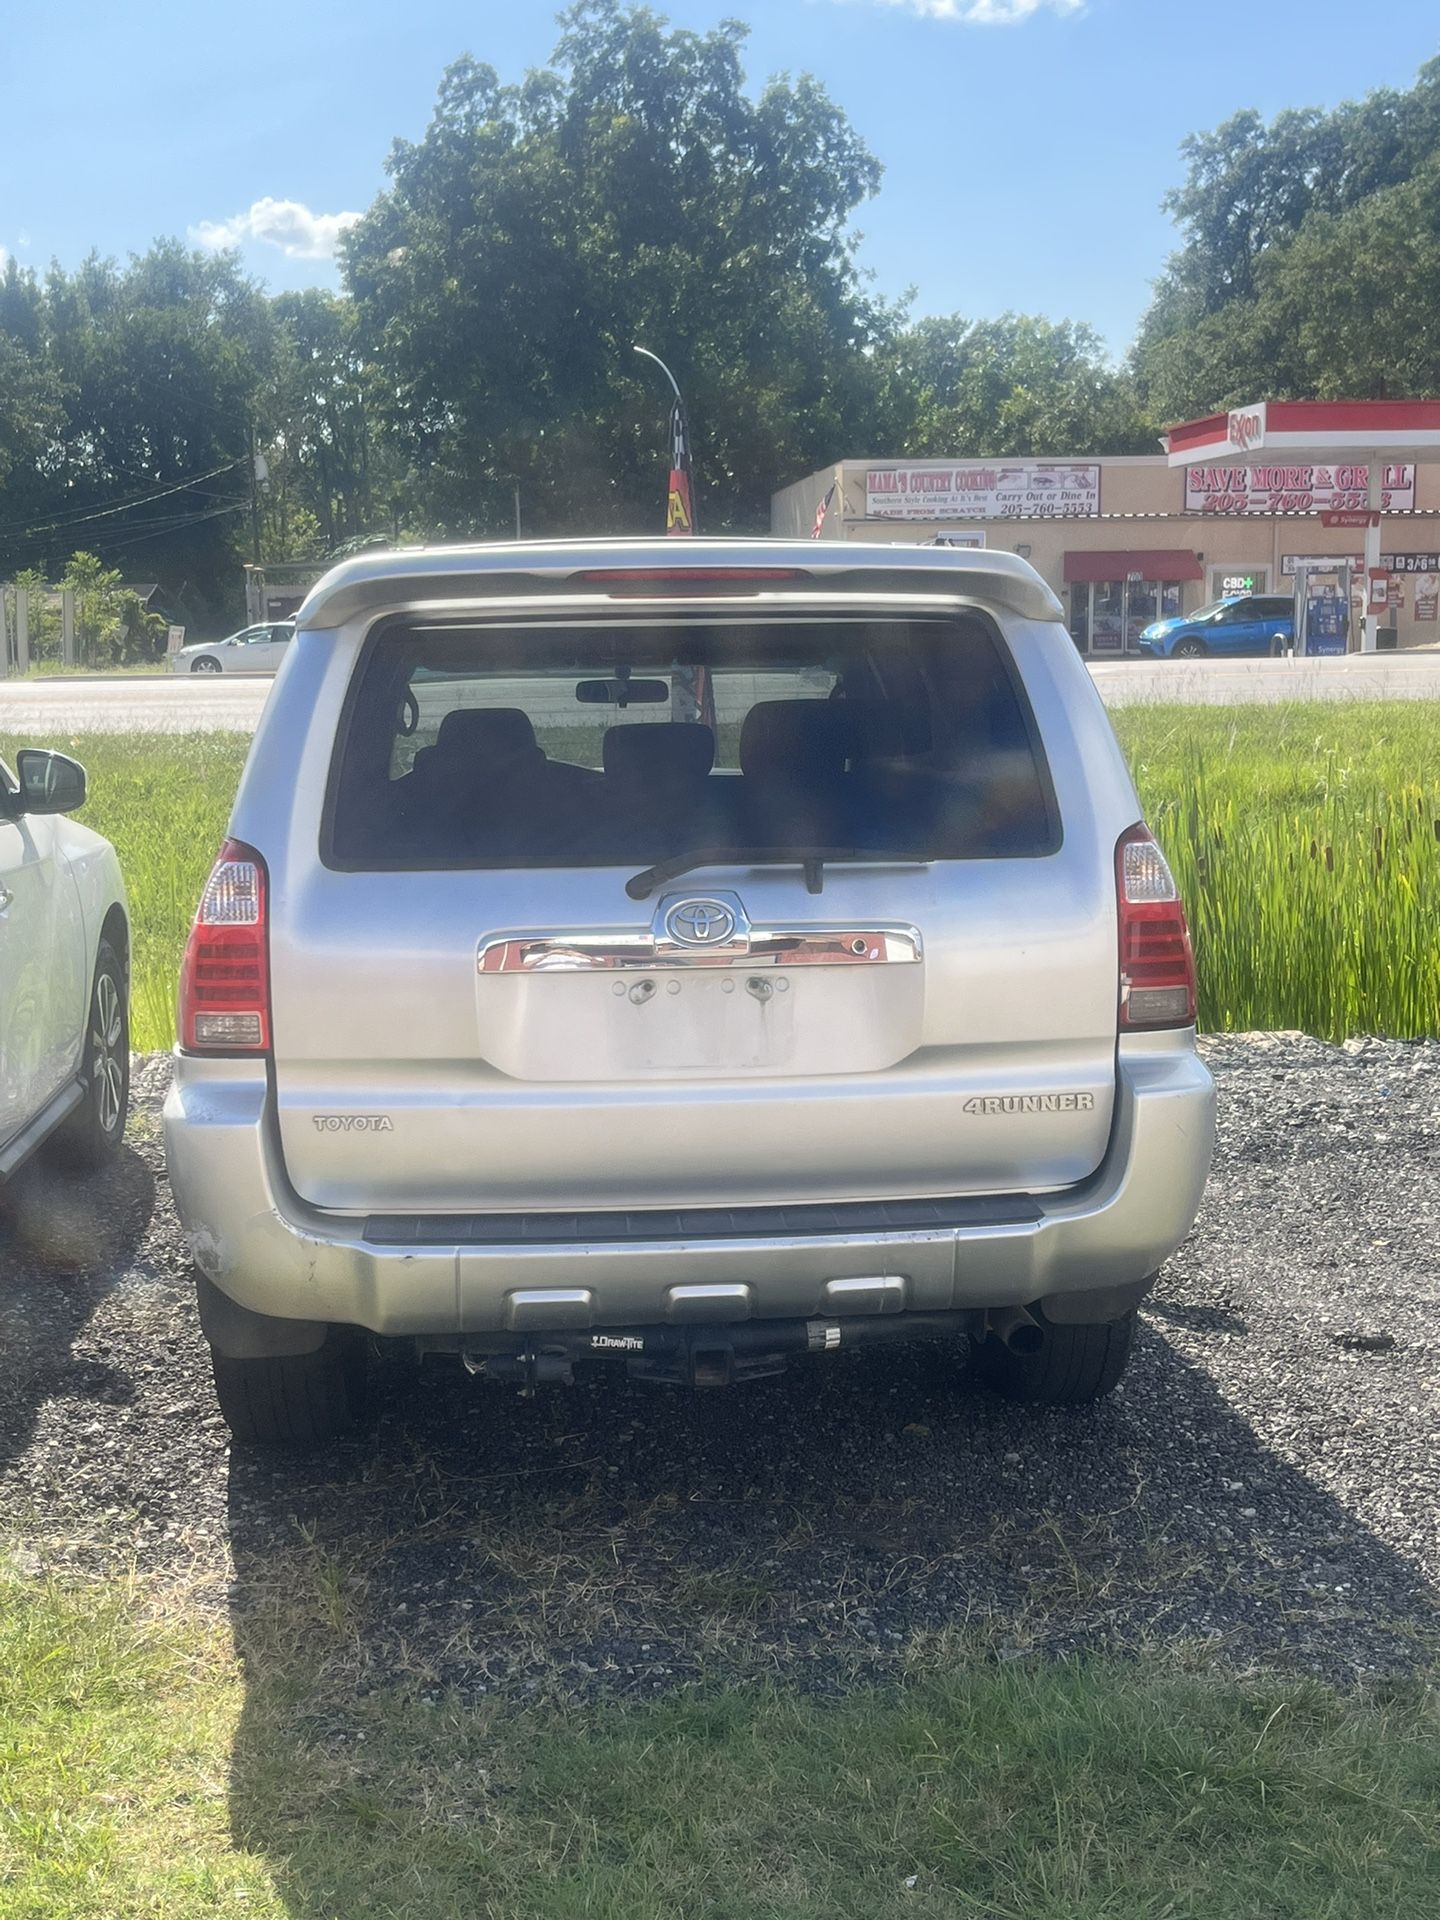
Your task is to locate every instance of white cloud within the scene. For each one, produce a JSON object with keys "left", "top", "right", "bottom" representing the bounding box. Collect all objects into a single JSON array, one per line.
[
  {"left": 859, "top": 0, "right": 1083, "bottom": 20},
  {"left": 191, "top": 196, "right": 362, "bottom": 261}
]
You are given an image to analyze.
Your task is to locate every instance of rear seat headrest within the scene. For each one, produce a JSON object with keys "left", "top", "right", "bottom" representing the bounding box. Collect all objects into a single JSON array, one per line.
[
  {"left": 740, "top": 700, "right": 854, "bottom": 781},
  {"left": 435, "top": 707, "right": 540, "bottom": 764},
  {"left": 603, "top": 722, "right": 715, "bottom": 784}
]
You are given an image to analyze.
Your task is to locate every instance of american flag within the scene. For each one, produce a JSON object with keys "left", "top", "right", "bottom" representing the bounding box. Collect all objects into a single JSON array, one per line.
[{"left": 810, "top": 481, "right": 837, "bottom": 539}]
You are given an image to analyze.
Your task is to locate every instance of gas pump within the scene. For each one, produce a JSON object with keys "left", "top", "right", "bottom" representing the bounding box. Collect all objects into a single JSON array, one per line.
[{"left": 1290, "top": 560, "right": 1353, "bottom": 658}]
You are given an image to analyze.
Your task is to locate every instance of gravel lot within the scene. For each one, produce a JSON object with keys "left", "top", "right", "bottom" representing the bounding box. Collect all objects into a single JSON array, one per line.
[{"left": 1, "top": 1038, "right": 1437, "bottom": 1699}]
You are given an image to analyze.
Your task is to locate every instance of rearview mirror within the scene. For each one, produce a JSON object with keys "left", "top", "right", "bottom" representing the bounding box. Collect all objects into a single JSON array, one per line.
[
  {"left": 15, "top": 749, "right": 87, "bottom": 816},
  {"left": 575, "top": 678, "right": 669, "bottom": 706}
]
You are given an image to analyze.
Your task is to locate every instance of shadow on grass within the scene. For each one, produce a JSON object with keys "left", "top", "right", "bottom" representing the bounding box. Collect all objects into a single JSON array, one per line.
[
  {"left": 0, "top": 1141, "right": 156, "bottom": 1476},
  {"left": 222, "top": 1325, "right": 1440, "bottom": 1915}
]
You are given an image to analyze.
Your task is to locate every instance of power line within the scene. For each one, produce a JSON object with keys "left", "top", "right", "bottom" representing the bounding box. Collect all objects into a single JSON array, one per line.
[
  {"left": 95, "top": 501, "right": 248, "bottom": 555},
  {"left": 0, "top": 458, "right": 247, "bottom": 541}
]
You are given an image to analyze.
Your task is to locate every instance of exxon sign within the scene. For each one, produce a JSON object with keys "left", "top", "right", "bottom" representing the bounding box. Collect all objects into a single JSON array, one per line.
[{"left": 1227, "top": 405, "right": 1266, "bottom": 452}]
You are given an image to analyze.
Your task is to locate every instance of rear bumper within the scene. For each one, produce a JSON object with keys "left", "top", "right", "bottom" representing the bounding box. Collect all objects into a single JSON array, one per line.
[{"left": 163, "top": 1039, "right": 1214, "bottom": 1342}]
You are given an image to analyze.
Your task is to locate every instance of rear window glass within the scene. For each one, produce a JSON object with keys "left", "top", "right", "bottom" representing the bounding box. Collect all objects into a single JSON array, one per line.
[{"left": 326, "top": 614, "right": 1057, "bottom": 870}]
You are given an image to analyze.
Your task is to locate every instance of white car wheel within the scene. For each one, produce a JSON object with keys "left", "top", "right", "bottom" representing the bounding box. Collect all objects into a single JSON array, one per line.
[{"left": 53, "top": 938, "right": 129, "bottom": 1169}]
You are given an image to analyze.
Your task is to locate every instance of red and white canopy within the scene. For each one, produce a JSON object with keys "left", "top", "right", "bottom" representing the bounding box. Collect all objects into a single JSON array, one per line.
[{"left": 1165, "top": 399, "right": 1440, "bottom": 466}]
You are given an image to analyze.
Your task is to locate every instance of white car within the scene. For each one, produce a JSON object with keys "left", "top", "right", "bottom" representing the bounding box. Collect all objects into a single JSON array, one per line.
[
  {"left": 171, "top": 621, "right": 296, "bottom": 676},
  {"left": 0, "top": 750, "right": 130, "bottom": 1181}
]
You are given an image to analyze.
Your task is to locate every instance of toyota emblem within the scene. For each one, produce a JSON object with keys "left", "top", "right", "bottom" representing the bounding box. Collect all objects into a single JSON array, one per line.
[{"left": 664, "top": 898, "right": 737, "bottom": 946}]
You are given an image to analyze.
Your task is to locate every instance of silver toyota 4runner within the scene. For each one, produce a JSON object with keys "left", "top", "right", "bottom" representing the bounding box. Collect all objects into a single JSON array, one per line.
[{"left": 163, "top": 539, "right": 1215, "bottom": 1443}]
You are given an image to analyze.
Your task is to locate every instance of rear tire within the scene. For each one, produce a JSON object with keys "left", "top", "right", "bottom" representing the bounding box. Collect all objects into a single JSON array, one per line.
[
  {"left": 211, "top": 1329, "right": 369, "bottom": 1444},
  {"left": 51, "top": 938, "right": 128, "bottom": 1170},
  {"left": 1171, "top": 639, "right": 1207, "bottom": 660},
  {"left": 974, "top": 1308, "right": 1135, "bottom": 1405}
]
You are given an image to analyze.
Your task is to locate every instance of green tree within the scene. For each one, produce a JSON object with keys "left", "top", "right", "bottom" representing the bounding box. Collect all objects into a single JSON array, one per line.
[
  {"left": 261, "top": 289, "right": 404, "bottom": 556},
  {"left": 887, "top": 313, "right": 1150, "bottom": 457},
  {"left": 0, "top": 261, "right": 66, "bottom": 549},
  {"left": 343, "top": 2, "right": 893, "bottom": 535},
  {"left": 61, "top": 551, "right": 166, "bottom": 665},
  {"left": 1265, "top": 155, "right": 1440, "bottom": 399},
  {"left": 2, "top": 243, "right": 273, "bottom": 618},
  {"left": 1133, "top": 56, "right": 1440, "bottom": 415}
]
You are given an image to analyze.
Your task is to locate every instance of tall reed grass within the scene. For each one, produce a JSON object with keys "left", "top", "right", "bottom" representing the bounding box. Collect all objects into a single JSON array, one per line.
[{"left": 1115, "top": 705, "right": 1440, "bottom": 1040}]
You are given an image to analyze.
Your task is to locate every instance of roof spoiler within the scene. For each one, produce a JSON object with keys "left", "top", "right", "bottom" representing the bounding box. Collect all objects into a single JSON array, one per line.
[{"left": 295, "top": 538, "right": 1065, "bottom": 628}]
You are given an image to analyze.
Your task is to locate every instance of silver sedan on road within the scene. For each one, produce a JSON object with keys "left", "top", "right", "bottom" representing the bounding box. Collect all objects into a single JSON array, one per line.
[{"left": 170, "top": 621, "right": 295, "bottom": 675}]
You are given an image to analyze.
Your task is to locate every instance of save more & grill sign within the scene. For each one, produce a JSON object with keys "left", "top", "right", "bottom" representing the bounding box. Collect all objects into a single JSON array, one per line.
[
  {"left": 866, "top": 463, "right": 1100, "bottom": 521},
  {"left": 1186, "top": 462, "right": 1416, "bottom": 515}
]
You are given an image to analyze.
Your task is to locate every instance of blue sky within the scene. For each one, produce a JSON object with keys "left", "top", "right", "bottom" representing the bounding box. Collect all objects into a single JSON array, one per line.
[{"left": 4, "top": 0, "right": 1437, "bottom": 355}]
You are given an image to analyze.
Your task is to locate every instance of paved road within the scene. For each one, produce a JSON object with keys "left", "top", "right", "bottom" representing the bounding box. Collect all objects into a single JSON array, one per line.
[
  {"left": 4, "top": 651, "right": 1440, "bottom": 733},
  {"left": 1090, "top": 650, "right": 1440, "bottom": 707},
  {"left": 0, "top": 674, "right": 273, "bottom": 735}
]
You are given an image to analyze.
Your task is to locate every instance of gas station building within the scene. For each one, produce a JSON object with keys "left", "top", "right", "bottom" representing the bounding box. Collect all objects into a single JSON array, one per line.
[{"left": 771, "top": 400, "right": 1440, "bottom": 656}]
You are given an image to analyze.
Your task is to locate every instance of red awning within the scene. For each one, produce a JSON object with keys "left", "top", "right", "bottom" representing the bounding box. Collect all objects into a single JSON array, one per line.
[{"left": 1063, "top": 549, "right": 1203, "bottom": 585}]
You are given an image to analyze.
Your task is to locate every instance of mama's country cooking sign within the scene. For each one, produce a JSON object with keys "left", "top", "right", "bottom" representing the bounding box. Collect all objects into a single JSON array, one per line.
[{"left": 865, "top": 462, "right": 1100, "bottom": 521}]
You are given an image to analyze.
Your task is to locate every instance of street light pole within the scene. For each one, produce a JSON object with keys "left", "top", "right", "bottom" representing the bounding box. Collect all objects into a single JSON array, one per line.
[{"left": 633, "top": 346, "right": 712, "bottom": 731}]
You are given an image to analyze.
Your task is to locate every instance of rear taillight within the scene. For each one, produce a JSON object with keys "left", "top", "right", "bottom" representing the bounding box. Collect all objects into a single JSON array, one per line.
[
  {"left": 1116, "top": 824, "right": 1196, "bottom": 1030},
  {"left": 178, "top": 839, "right": 271, "bottom": 1053}
]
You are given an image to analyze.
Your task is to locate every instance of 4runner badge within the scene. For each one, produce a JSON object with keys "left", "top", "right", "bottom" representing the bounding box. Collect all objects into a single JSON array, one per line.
[
  {"left": 962, "top": 1093, "right": 1096, "bottom": 1115},
  {"left": 313, "top": 1114, "right": 394, "bottom": 1132}
]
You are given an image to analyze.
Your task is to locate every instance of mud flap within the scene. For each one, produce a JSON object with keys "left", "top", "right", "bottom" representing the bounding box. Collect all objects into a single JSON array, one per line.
[
  {"left": 196, "top": 1270, "right": 327, "bottom": 1359},
  {"left": 1038, "top": 1275, "right": 1157, "bottom": 1325}
]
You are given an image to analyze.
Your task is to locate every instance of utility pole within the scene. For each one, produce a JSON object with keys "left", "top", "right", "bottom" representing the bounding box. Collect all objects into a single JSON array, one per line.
[{"left": 247, "top": 422, "right": 262, "bottom": 566}]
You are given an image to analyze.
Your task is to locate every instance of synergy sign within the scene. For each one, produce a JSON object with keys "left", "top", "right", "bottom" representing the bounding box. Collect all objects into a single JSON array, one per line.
[
  {"left": 1185, "top": 462, "right": 1415, "bottom": 515},
  {"left": 866, "top": 463, "right": 1100, "bottom": 521}
]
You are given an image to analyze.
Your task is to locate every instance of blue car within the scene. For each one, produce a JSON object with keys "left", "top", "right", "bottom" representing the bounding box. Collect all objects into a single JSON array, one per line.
[{"left": 1138, "top": 593, "right": 1295, "bottom": 659}]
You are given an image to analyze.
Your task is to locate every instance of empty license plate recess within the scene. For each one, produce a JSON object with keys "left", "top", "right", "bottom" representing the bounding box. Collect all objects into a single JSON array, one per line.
[{"left": 475, "top": 918, "right": 923, "bottom": 1080}]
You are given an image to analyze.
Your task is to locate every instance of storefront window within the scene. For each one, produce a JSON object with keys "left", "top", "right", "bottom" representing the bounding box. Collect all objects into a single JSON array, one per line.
[
  {"left": 1068, "top": 580, "right": 1190, "bottom": 655},
  {"left": 1124, "top": 579, "right": 1158, "bottom": 648},
  {"left": 1091, "top": 580, "right": 1125, "bottom": 654}
]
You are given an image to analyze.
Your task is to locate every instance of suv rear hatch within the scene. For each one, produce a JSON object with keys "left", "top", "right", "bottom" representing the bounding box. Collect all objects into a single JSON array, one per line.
[{"left": 268, "top": 599, "right": 1119, "bottom": 1213}]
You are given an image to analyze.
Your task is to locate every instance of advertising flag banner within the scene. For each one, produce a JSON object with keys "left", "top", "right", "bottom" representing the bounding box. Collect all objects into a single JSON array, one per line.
[
  {"left": 666, "top": 398, "right": 694, "bottom": 536},
  {"left": 866, "top": 463, "right": 1099, "bottom": 521}
]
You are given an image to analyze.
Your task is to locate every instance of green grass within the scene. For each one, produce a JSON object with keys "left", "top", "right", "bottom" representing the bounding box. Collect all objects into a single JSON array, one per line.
[
  {"left": 6, "top": 701, "right": 1439, "bottom": 1048},
  {"left": 2, "top": 1570, "right": 1438, "bottom": 1918}
]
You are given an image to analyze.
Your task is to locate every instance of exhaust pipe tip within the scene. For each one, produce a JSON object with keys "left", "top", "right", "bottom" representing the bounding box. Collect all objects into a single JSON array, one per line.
[{"left": 988, "top": 1305, "right": 1044, "bottom": 1357}]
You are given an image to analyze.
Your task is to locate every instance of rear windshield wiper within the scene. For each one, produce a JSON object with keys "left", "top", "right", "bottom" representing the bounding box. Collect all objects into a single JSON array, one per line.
[{"left": 626, "top": 847, "right": 932, "bottom": 901}]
